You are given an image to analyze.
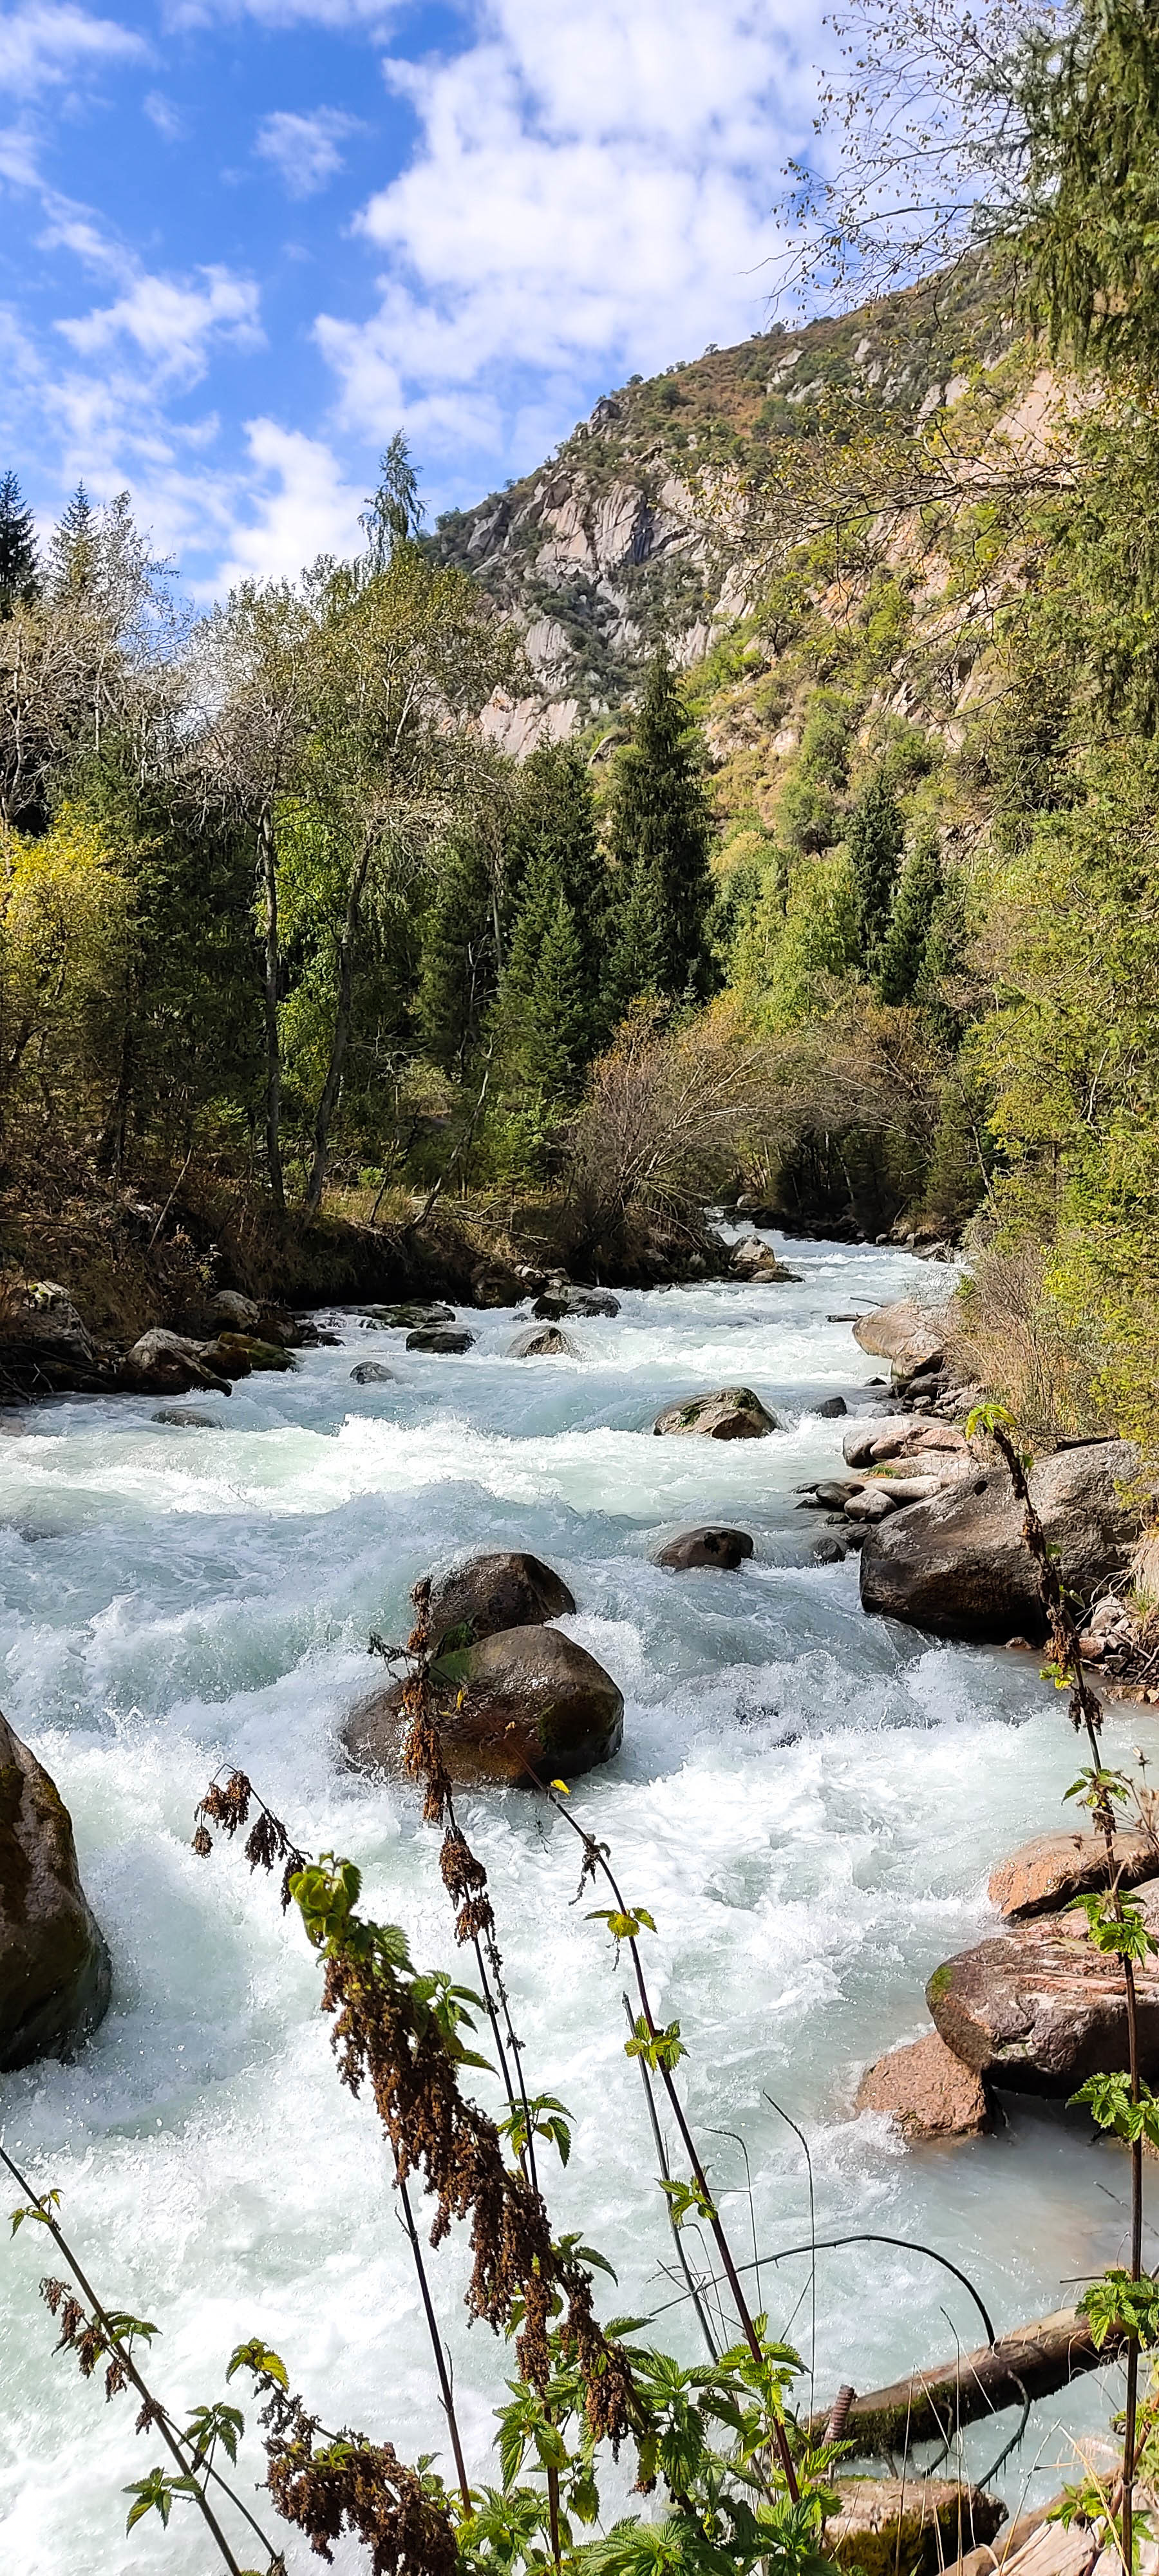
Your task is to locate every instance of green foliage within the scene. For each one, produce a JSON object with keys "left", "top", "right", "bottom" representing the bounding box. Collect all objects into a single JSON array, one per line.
[
  {"left": 846, "top": 768, "right": 905, "bottom": 967},
  {"left": 876, "top": 827, "right": 942, "bottom": 1005},
  {"left": 1073, "top": 2072, "right": 1159, "bottom": 2151},
  {"left": 607, "top": 647, "right": 717, "bottom": 1005},
  {"left": 124, "top": 2465, "right": 200, "bottom": 2533},
  {"left": 0, "top": 469, "right": 39, "bottom": 617},
  {"left": 1078, "top": 2269, "right": 1159, "bottom": 2353}
]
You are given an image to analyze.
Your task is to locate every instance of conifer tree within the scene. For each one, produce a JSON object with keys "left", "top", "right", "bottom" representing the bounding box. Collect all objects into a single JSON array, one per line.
[
  {"left": 522, "top": 892, "right": 590, "bottom": 1100},
  {"left": 50, "top": 483, "right": 96, "bottom": 596},
  {"left": 417, "top": 837, "right": 495, "bottom": 1078},
  {"left": 847, "top": 766, "right": 905, "bottom": 967},
  {"left": 0, "top": 471, "right": 39, "bottom": 616},
  {"left": 607, "top": 644, "right": 715, "bottom": 1005},
  {"left": 876, "top": 826, "right": 942, "bottom": 1004},
  {"left": 603, "top": 850, "right": 665, "bottom": 1026},
  {"left": 500, "top": 741, "right": 606, "bottom": 1072}
]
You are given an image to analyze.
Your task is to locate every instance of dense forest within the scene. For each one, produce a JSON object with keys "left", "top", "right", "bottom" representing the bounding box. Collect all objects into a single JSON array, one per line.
[{"left": 3, "top": 0, "right": 1159, "bottom": 1454}]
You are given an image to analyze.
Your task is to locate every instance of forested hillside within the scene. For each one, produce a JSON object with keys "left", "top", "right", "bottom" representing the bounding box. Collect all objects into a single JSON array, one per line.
[{"left": 3, "top": 0, "right": 1159, "bottom": 1457}]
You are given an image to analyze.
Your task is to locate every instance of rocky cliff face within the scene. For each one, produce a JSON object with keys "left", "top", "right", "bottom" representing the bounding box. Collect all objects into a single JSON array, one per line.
[{"left": 431, "top": 261, "right": 1026, "bottom": 752}]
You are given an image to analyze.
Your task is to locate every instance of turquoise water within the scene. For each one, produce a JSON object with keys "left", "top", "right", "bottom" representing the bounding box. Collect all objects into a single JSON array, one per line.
[{"left": 0, "top": 1240, "right": 1137, "bottom": 2568}]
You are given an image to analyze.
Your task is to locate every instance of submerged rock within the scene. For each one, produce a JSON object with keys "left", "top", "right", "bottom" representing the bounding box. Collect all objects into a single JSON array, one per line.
[
  {"left": 406, "top": 1327, "right": 476, "bottom": 1354},
  {"left": 653, "top": 1387, "right": 776, "bottom": 1440},
  {"left": 927, "top": 1877, "right": 1159, "bottom": 2093},
  {"left": 990, "top": 1830, "right": 1158, "bottom": 1921},
  {"left": 860, "top": 1439, "right": 1140, "bottom": 1642},
  {"left": 425, "top": 1551, "right": 576, "bottom": 1653},
  {"left": 855, "top": 2031, "right": 994, "bottom": 2140},
  {"left": 655, "top": 1527, "right": 755, "bottom": 1571},
  {"left": 152, "top": 1406, "right": 222, "bottom": 1428},
  {"left": 507, "top": 1326, "right": 581, "bottom": 1358},
  {"left": 350, "top": 1361, "right": 395, "bottom": 1385},
  {"left": 343, "top": 1624, "right": 623, "bottom": 1787},
  {"left": 813, "top": 1394, "right": 848, "bottom": 1418},
  {"left": 0, "top": 1709, "right": 111, "bottom": 2070},
  {"left": 827, "top": 2479, "right": 1004, "bottom": 2576}
]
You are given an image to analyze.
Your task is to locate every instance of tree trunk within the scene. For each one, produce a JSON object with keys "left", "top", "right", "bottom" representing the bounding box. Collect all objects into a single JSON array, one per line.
[
  {"left": 304, "top": 842, "right": 372, "bottom": 1215},
  {"left": 258, "top": 808, "right": 285, "bottom": 1214}
]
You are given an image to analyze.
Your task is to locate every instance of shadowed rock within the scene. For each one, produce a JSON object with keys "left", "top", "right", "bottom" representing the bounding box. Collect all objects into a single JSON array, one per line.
[
  {"left": 653, "top": 1387, "right": 776, "bottom": 1439},
  {"left": 152, "top": 1406, "right": 222, "bottom": 1428},
  {"left": 406, "top": 1327, "right": 476, "bottom": 1354},
  {"left": 120, "top": 1329, "right": 231, "bottom": 1396},
  {"left": 426, "top": 1551, "right": 576, "bottom": 1653},
  {"left": 860, "top": 1439, "right": 1139, "bottom": 1641},
  {"left": 350, "top": 1361, "right": 395, "bottom": 1385},
  {"left": 655, "top": 1527, "right": 754, "bottom": 1571},
  {"left": 534, "top": 1286, "right": 620, "bottom": 1320},
  {"left": 0, "top": 1709, "right": 111, "bottom": 2071},
  {"left": 343, "top": 1625, "right": 623, "bottom": 1788}
]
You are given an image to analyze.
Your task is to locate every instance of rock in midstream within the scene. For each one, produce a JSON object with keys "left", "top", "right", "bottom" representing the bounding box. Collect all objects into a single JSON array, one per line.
[
  {"left": 654, "top": 1527, "right": 755, "bottom": 1571},
  {"left": 425, "top": 1550, "right": 576, "bottom": 1653},
  {"left": 855, "top": 2030, "right": 994, "bottom": 2140},
  {"left": 507, "top": 1325, "right": 581, "bottom": 1358},
  {"left": 0, "top": 1709, "right": 111, "bottom": 2071},
  {"left": 343, "top": 1625, "right": 623, "bottom": 1788},
  {"left": 653, "top": 1387, "right": 776, "bottom": 1439}
]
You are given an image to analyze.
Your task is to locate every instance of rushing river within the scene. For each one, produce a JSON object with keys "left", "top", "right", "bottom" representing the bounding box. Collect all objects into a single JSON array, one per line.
[{"left": 0, "top": 1236, "right": 1140, "bottom": 2568}]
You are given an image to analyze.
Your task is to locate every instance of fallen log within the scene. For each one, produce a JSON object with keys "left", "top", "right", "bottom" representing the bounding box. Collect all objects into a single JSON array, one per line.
[{"left": 807, "top": 2307, "right": 1125, "bottom": 2454}]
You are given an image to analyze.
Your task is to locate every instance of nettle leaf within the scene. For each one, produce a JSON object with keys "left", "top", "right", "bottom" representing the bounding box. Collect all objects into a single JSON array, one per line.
[
  {"left": 184, "top": 2401, "right": 245, "bottom": 2465},
  {"left": 227, "top": 2338, "right": 289, "bottom": 2389},
  {"left": 657, "top": 2177, "right": 717, "bottom": 2229},
  {"left": 1072, "top": 1890, "right": 1159, "bottom": 1960},
  {"left": 124, "top": 2468, "right": 198, "bottom": 2534},
  {"left": 1079, "top": 2269, "right": 1159, "bottom": 2348},
  {"left": 9, "top": 2188, "right": 61, "bottom": 2237},
  {"left": 624, "top": 2014, "right": 686, "bottom": 2074}
]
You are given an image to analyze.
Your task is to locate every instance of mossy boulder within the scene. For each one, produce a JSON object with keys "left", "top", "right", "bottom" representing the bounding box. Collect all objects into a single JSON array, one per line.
[
  {"left": 0, "top": 1710, "right": 111, "bottom": 2071},
  {"left": 207, "top": 1333, "right": 297, "bottom": 1375},
  {"left": 343, "top": 1625, "right": 623, "bottom": 1788},
  {"left": 653, "top": 1388, "right": 776, "bottom": 1440}
]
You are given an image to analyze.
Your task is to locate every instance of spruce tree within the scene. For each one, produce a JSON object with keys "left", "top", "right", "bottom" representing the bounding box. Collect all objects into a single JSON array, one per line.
[
  {"left": 603, "top": 849, "right": 664, "bottom": 1026},
  {"left": 847, "top": 767, "right": 905, "bottom": 967},
  {"left": 0, "top": 471, "right": 39, "bottom": 616},
  {"left": 417, "top": 837, "right": 495, "bottom": 1076},
  {"left": 50, "top": 482, "right": 96, "bottom": 596},
  {"left": 522, "top": 893, "right": 590, "bottom": 1100},
  {"left": 876, "top": 828, "right": 942, "bottom": 1004},
  {"left": 500, "top": 741, "right": 606, "bottom": 1066},
  {"left": 607, "top": 645, "right": 715, "bottom": 1005}
]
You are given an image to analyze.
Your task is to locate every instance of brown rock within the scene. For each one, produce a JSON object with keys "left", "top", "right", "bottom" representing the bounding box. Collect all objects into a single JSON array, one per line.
[
  {"left": 0, "top": 1709, "right": 111, "bottom": 2070},
  {"left": 855, "top": 2031, "right": 994, "bottom": 2139},
  {"left": 827, "top": 2480, "right": 1004, "bottom": 2576},
  {"left": 860, "top": 1440, "right": 1140, "bottom": 1642},
  {"left": 927, "top": 1877, "right": 1159, "bottom": 2093},
  {"left": 653, "top": 1387, "right": 776, "bottom": 1440},
  {"left": 853, "top": 1300, "right": 947, "bottom": 1374},
  {"left": 655, "top": 1527, "right": 755, "bottom": 1572},
  {"left": 426, "top": 1551, "right": 576, "bottom": 1653},
  {"left": 343, "top": 1624, "right": 623, "bottom": 1787},
  {"left": 990, "top": 1830, "right": 1158, "bottom": 1921},
  {"left": 843, "top": 1415, "right": 965, "bottom": 1468}
]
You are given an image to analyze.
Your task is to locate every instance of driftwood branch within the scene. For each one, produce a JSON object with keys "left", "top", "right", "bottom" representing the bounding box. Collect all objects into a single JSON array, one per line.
[{"left": 807, "top": 2307, "right": 1126, "bottom": 2455}]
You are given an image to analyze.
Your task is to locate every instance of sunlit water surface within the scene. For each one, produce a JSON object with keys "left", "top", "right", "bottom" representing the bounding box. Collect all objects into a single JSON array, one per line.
[{"left": 0, "top": 1238, "right": 1142, "bottom": 2568}]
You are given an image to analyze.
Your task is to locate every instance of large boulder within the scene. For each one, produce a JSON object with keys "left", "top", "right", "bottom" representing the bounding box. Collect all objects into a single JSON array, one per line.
[
  {"left": 654, "top": 1387, "right": 776, "bottom": 1440},
  {"left": 655, "top": 1527, "right": 755, "bottom": 1572},
  {"left": 990, "top": 1830, "right": 1158, "bottom": 1922},
  {"left": 729, "top": 1236, "right": 800, "bottom": 1283},
  {"left": 0, "top": 1710, "right": 111, "bottom": 2070},
  {"left": 853, "top": 1300, "right": 947, "bottom": 1375},
  {"left": 406, "top": 1326, "right": 475, "bottom": 1354},
  {"left": 426, "top": 1551, "right": 576, "bottom": 1653},
  {"left": 827, "top": 2481, "right": 1004, "bottom": 2576},
  {"left": 534, "top": 1286, "right": 620, "bottom": 1320},
  {"left": 927, "top": 1877, "right": 1159, "bottom": 2094},
  {"left": 208, "top": 1332, "right": 297, "bottom": 1375},
  {"left": 860, "top": 1440, "right": 1139, "bottom": 1641},
  {"left": 855, "top": 2031, "right": 994, "bottom": 2139},
  {"left": 0, "top": 1282, "right": 105, "bottom": 1393},
  {"left": 120, "top": 1329, "right": 231, "bottom": 1396},
  {"left": 507, "top": 1326, "right": 581, "bottom": 1358},
  {"left": 343, "top": 1625, "right": 623, "bottom": 1787},
  {"left": 206, "top": 1289, "right": 264, "bottom": 1332}
]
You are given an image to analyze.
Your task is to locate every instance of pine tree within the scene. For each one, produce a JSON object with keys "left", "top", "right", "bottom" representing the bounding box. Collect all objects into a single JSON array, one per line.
[
  {"left": 607, "top": 645, "right": 716, "bottom": 1005},
  {"left": 847, "top": 767, "right": 905, "bottom": 966},
  {"left": 50, "top": 482, "right": 97, "bottom": 596},
  {"left": 876, "top": 828, "right": 943, "bottom": 1004},
  {"left": 417, "top": 837, "right": 495, "bottom": 1076},
  {"left": 500, "top": 742, "right": 606, "bottom": 1066},
  {"left": 0, "top": 471, "right": 39, "bottom": 616}
]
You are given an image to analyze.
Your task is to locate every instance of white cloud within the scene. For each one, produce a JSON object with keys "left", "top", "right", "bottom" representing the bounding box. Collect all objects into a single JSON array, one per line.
[
  {"left": 0, "top": 1, "right": 144, "bottom": 97},
  {"left": 254, "top": 104, "right": 361, "bottom": 196},
  {"left": 144, "top": 89, "right": 186, "bottom": 139},
  {"left": 314, "top": 0, "right": 831, "bottom": 467},
  {"left": 58, "top": 264, "right": 263, "bottom": 383},
  {"left": 215, "top": 419, "right": 365, "bottom": 584}
]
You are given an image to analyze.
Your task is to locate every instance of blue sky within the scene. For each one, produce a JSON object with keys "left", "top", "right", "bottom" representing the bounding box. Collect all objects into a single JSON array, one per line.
[{"left": 0, "top": 0, "right": 833, "bottom": 598}]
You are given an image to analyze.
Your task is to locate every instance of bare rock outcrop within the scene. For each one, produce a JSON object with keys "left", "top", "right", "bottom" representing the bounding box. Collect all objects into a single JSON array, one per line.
[{"left": 853, "top": 1300, "right": 947, "bottom": 1375}]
